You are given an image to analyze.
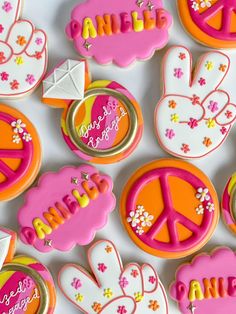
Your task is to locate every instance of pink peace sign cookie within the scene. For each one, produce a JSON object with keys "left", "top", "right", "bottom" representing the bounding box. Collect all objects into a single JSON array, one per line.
[
  {"left": 18, "top": 165, "right": 116, "bottom": 252},
  {"left": 120, "top": 159, "right": 219, "bottom": 259},
  {"left": 65, "top": 0, "right": 172, "bottom": 67},
  {"left": 155, "top": 46, "right": 236, "bottom": 159},
  {"left": 170, "top": 247, "right": 236, "bottom": 314},
  {"left": 0, "top": 0, "right": 47, "bottom": 98},
  {"left": 58, "top": 240, "right": 169, "bottom": 313}
]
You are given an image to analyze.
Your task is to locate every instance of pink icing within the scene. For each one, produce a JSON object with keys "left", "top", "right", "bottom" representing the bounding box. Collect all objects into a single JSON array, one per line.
[
  {"left": 126, "top": 167, "right": 215, "bottom": 253},
  {"left": 170, "top": 247, "right": 236, "bottom": 313},
  {"left": 18, "top": 165, "right": 116, "bottom": 252},
  {"left": 65, "top": 0, "right": 172, "bottom": 67},
  {"left": 189, "top": 0, "right": 236, "bottom": 41}
]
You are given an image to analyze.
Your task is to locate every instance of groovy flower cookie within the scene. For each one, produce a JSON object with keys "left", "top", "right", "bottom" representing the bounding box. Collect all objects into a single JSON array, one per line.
[
  {"left": 155, "top": 46, "right": 236, "bottom": 159},
  {"left": 178, "top": 0, "right": 236, "bottom": 48},
  {"left": 222, "top": 173, "right": 236, "bottom": 235},
  {"left": 0, "top": 0, "right": 47, "bottom": 98},
  {"left": 59, "top": 240, "right": 169, "bottom": 313}
]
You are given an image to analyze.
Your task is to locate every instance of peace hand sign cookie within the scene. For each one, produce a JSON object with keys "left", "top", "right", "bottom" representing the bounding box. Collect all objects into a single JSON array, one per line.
[
  {"left": 178, "top": 0, "right": 236, "bottom": 48},
  {"left": 59, "top": 240, "right": 169, "bottom": 313},
  {"left": 0, "top": 0, "right": 47, "bottom": 98},
  {"left": 0, "top": 103, "right": 41, "bottom": 201},
  {"left": 120, "top": 159, "right": 219, "bottom": 259},
  {"left": 155, "top": 46, "right": 236, "bottom": 159}
]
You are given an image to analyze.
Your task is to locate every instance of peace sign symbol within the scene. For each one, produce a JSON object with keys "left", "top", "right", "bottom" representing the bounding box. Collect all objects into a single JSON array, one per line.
[
  {"left": 178, "top": 0, "right": 236, "bottom": 48},
  {"left": 120, "top": 159, "right": 219, "bottom": 259},
  {"left": 0, "top": 104, "right": 41, "bottom": 201}
]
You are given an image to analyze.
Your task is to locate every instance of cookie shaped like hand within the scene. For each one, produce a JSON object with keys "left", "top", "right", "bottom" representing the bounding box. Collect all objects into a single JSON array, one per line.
[
  {"left": 155, "top": 46, "right": 236, "bottom": 159},
  {"left": 0, "top": 0, "right": 47, "bottom": 98},
  {"left": 58, "top": 240, "right": 168, "bottom": 313}
]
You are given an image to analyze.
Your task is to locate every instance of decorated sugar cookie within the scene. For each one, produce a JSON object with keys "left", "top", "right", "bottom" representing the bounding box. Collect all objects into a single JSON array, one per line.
[
  {"left": 65, "top": 0, "right": 172, "bottom": 67},
  {"left": 42, "top": 59, "right": 143, "bottom": 164},
  {"left": 0, "top": 103, "right": 41, "bottom": 201},
  {"left": 170, "top": 247, "right": 236, "bottom": 314},
  {"left": 120, "top": 159, "right": 219, "bottom": 259},
  {"left": 0, "top": 226, "right": 56, "bottom": 313},
  {"left": 0, "top": 0, "right": 47, "bottom": 98},
  {"left": 59, "top": 240, "right": 169, "bottom": 313},
  {"left": 222, "top": 173, "right": 236, "bottom": 235},
  {"left": 155, "top": 46, "right": 236, "bottom": 159},
  {"left": 18, "top": 165, "right": 116, "bottom": 252},
  {"left": 178, "top": 0, "right": 236, "bottom": 49}
]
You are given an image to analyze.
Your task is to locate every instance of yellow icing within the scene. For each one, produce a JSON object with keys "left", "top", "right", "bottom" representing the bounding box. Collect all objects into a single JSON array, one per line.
[
  {"left": 82, "top": 18, "right": 97, "bottom": 39},
  {"left": 72, "top": 189, "right": 90, "bottom": 208},
  {"left": 132, "top": 11, "right": 144, "bottom": 32},
  {"left": 188, "top": 280, "right": 204, "bottom": 302},
  {"left": 228, "top": 173, "right": 236, "bottom": 193},
  {"left": 33, "top": 218, "right": 52, "bottom": 239}
]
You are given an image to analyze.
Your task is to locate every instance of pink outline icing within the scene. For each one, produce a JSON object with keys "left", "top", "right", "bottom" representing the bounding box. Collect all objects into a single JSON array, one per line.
[
  {"left": 65, "top": 0, "right": 172, "bottom": 67},
  {"left": 170, "top": 247, "right": 236, "bottom": 313},
  {"left": 18, "top": 166, "right": 116, "bottom": 252}
]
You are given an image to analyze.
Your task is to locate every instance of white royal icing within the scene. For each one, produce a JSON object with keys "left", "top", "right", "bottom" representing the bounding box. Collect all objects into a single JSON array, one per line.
[
  {"left": 43, "top": 59, "right": 85, "bottom": 100},
  {"left": 0, "top": 0, "right": 47, "bottom": 98},
  {"left": 0, "top": 229, "right": 11, "bottom": 270},
  {"left": 155, "top": 46, "right": 236, "bottom": 159},
  {"left": 59, "top": 240, "right": 168, "bottom": 313}
]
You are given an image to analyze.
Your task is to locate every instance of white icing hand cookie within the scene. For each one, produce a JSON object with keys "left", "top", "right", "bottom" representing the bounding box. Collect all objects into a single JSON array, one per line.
[
  {"left": 0, "top": 0, "right": 47, "bottom": 98},
  {"left": 58, "top": 240, "right": 168, "bottom": 313},
  {"left": 155, "top": 46, "right": 236, "bottom": 159}
]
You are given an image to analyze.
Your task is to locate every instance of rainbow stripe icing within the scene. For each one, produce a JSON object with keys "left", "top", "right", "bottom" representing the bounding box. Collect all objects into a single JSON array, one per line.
[{"left": 222, "top": 173, "right": 236, "bottom": 234}]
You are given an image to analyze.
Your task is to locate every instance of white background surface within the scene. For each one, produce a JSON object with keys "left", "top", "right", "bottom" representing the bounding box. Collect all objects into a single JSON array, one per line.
[{"left": 1, "top": 0, "right": 236, "bottom": 313}]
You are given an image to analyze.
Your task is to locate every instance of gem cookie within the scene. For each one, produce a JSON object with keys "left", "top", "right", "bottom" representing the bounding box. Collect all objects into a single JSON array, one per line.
[
  {"left": 154, "top": 46, "right": 236, "bottom": 159},
  {"left": 178, "top": 0, "right": 236, "bottom": 49},
  {"left": 0, "top": 0, "right": 47, "bottom": 98},
  {"left": 0, "top": 226, "right": 56, "bottom": 313},
  {"left": 42, "top": 59, "right": 143, "bottom": 164},
  {"left": 0, "top": 103, "right": 41, "bottom": 201},
  {"left": 18, "top": 165, "right": 116, "bottom": 252},
  {"left": 58, "top": 240, "right": 169, "bottom": 313},
  {"left": 120, "top": 159, "right": 219, "bottom": 259},
  {"left": 170, "top": 247, "right": 236, "bottom": 314},
  {"left": 222, "top": 173, "right": 236, "bottom": 235},
  {"left": 65, "top": 0, "right": 172, "bottom": 67}
]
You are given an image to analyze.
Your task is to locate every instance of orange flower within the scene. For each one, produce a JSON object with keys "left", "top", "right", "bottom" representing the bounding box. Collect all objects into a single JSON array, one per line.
[
  {"left": 92, "top": 302, "right": 102, "bottom": 312},
  {"left": 149, "top": 300, "right": 160, "bottom": 311},
  {"left": 16, "top": 36, "right": 27, "bottom": 46},
  {"left": 203, "top": 137, "right": 212, "bottom": 147},
  {"left": 219, "top": 64, "right": 227, "bottom": 72},
  {"left": 105, "top": 245, "right": 112, "bottom": 253},
  {"left": 168, "top": 100, "right": 177, "bottom": 109}
]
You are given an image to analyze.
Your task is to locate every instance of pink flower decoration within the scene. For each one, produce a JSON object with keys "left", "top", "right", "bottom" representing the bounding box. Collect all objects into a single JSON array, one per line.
[
  {"left": 198, "top": 77, "right": 206, "bottom": 86},
  {"left": 35, "top": 37, "right": 43, "bottom": 45},
  {"left": 208, "top": 100, "right": 219, "bottom": 113},
  {"left": 181, "top": 144, "right": 190, "bottom": 154},
  {"left": 71, "top": 278, "right": 82, "bottom": 290},
  {"left": 174, "top": 68, "right": 184, "bottom": 79},
  {"left": 188, "top": 118, "right": 198, "bottom": 129},
  {"left": 10, "top": 79, "right": 19, "bottom": 90},
  {"left": 117, "top": 305, "right": 127, "bottom": 314},
  {"left": 191, "top": 94, "right": 200, "bottom": 105},
  {"left": 26, "top": 74, "right": 36, "bottom": 85},
  {"left": 2, "top": 1, "right": 12, "bottom": 12},
  {"left": 0, "top": 24, "right": 4, "bottom": 33},
  {"left": 165, "top": 128, "right": 175, "bottom": 139},
  {"left": 149, "top": 276, "right": 156, "bottom": 284},
  {"left": 131, "top": 269, "right": 139, "bottom": 278},
  {"left": 97, "top": 263, "right": 107, "bottom": 273},
  {"left": 1, "top": 71, "right": 9, "bottom": 81},
  {"left": 225, "top": 110, "right": 233, "bottom": 119},
  {"left": 179, "top": 53, "right": 186, "bottom": 60},
  {"left": 220, "top": 127, "right": 227, "bottom": 135},
  {"left": 119, "top": 277, "right": 129, "bottom": 288}
]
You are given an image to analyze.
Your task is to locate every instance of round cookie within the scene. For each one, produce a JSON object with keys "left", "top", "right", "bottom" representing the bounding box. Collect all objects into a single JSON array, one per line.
[
  {"left": 0, "top": 103, "right": 41, "bottom": 201},
  {"left": 170, "top": 247, "right": 236, "bottom": 314},
  {"left": 65, "top": 0, "right": 172, "bottom": 67},
  {"left": 222, "top": 173, "right": 236, "bottom": 235},
  {"left": 18, "top": 165, "right": 116, "bottom": 252},
  {"left": 42, "top": 59, "right": 143, "bottom": 164},
  {"left": 178, "top": 0, "right": 236, "bottom": 49},
  {"left": 0, "top": 227, "right": 56, "bottom": 314},
  {"left": 155, "top": 46, "right": 236, "bottom": 159},
  {"left": 58, "top": 240, "right": 169, "bottom": 313},
  {"left": 120, "top": 159, "right": 219, "bottom": 259},
  {"left": 0, "top": 0, "right": 48, "bottom": 98}
]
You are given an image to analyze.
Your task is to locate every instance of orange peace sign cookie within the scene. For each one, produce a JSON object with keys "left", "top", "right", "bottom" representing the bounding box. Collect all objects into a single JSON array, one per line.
[
  {"left": 0, "top": 104, "right": 41, "bottom": 201},
  {"left": 178, "top": 0, "right": 236, "bottom": 48},
  {"left": 120, "top": 159, "right": 219, "bottom": 259}
]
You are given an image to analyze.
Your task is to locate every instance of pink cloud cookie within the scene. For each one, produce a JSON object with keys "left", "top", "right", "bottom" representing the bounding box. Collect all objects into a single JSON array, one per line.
[
  {"left": 59, "top": 240, "right": 169, "bottom": 313},
  {"left": 18, "top": 165, "right": 116, "bottom": 252},
  {"left": 170, "top": 247, "right": 236, "bottom": 314},
  {"left": 65, "top": 0, "right": 172, "bottom": 67},
  {"left": 0, "top": 0, "right": 47, "bottom": 98},
  {"left": 155, "top": 46, "right": 236, "bottom": 159}
]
